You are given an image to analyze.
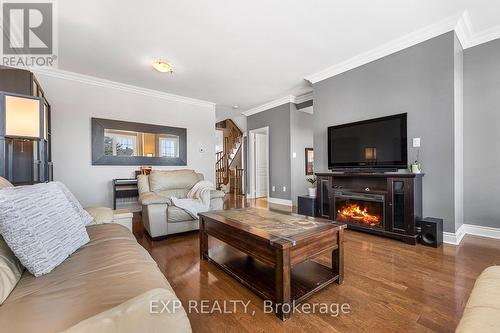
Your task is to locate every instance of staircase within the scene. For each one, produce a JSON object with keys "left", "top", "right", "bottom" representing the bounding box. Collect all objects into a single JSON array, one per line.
[{"left": 215, "top": 119, "right": 243, "bottom": 194}]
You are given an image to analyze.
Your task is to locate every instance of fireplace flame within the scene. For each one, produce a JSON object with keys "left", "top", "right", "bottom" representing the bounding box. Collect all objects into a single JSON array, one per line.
[{"left": 337, "top": 203, "right": 381, "bottom": 226}]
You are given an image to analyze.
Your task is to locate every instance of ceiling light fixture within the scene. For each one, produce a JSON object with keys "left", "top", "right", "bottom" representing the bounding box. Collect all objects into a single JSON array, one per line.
[
  {"left": 232, "top": 105, "right": 239, "bottom": 109},
  {"left": 152, "top": 60, "right": 173, "bottom": 73}
]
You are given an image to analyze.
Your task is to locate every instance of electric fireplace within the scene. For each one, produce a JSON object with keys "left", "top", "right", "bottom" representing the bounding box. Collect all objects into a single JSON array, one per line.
[
  {"left": 333, "top": 191, "right": 384, "bottom": 229},
  {"left": 316, "top": 172, "right": 423, "bottom": 245}
]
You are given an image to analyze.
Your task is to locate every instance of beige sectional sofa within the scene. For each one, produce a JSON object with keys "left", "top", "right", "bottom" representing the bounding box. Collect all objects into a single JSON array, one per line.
[
  {"left": 138, "top": 169, "right": 225, "bottom": 238},
  {"left": 0, "top": 177, "right": 192, "bottom": 332},
  {"left": 0, "top": 224, "right": 192, "bottom": 332},
  {"left": 456, "top": 266, "right": 500, "bottom": 333}
]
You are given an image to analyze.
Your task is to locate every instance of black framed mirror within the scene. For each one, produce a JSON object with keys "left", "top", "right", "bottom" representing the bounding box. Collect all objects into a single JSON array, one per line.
[{"left": 91, "top": 118, "right": 187, "bottom": 166}]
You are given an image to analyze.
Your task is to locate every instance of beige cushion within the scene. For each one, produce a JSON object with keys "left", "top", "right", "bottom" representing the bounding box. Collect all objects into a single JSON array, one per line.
[
  {"left": 61, "top": 288, "right": 191, "bottom": 333},
  {"left": 112, "top": 209, "right": 133, "bottom": 219},
  {"left": 167, "top": 206, "right": 193, "bottom": 223},
  {"left": 149, "top": 170, "right": 200, "bottom": 192},
  {"left": 0, "top": 236, "right": 24, "bottom": 304},
  {"left": 139, "top": 192, "right": 170, "bottom": 205},
  {"left": 136, "top": 174, "right": 150, "bottom": 194},
  {"left": 156, "top": 188, "right": 189, "bottom": 199},
  {"left": 84, "top": 207, "right": 114, "bottom": 224},
  {"left": 0, "top": 177, "right": 13, "bottom": 189},
  {"left": 456, "top": 266, "right": 500, "bottom": 333}
]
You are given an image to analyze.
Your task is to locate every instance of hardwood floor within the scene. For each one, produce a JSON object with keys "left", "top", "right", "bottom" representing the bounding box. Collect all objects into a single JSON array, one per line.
[{"left": 133, "top": 195, "right": 500, "bottom": 333}]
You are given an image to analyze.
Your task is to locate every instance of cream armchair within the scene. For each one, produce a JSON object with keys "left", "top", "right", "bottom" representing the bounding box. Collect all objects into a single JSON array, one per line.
[{"left": 138, "top": 169, "right": 225, "bottom": 239}]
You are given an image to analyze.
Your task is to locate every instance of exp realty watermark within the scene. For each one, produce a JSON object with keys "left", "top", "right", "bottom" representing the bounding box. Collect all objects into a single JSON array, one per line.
[
  {"left": 151, "top": 299, "right": 351, "bottom": 317},
  {"left": 1, "top": 0, "right": 58, "bottom": 67}
]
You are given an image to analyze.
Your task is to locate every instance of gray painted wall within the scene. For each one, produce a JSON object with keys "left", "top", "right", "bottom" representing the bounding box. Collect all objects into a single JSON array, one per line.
[
  {"left": 247, "top": 103, "right": 292, "bottom": 200},
  {"left": 313, "top": 32, "right": 457, "bottom": 232},
  {"left": 290, "top": 106, "right": 314, "bottom": 206},
  {"left": 464, "top": 38, "right": 500, "bottom": 228}
]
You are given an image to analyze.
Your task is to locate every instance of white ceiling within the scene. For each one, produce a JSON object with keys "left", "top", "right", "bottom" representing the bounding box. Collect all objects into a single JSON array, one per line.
[{"left": 56, "top": 0, "right": 500, "bottom": 119}]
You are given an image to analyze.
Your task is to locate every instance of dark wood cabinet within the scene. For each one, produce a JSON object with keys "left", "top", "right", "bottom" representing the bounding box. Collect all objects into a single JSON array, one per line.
[
  {"left": 0, "top": 67, "right": 52, "bottom": 185},
  {"left": 316, "top": 172, "right": 423, "bottom": 245},
  {"left": 317, "top": 175, "right": 333, "bottom": 219},
  {"left": 297, "top": 195, "right": 317, "bottom": 217}
]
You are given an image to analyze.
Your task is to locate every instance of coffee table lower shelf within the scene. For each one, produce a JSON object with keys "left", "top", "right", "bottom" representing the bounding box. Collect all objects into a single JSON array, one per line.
[{"left": 207, "top": 245, "right": 339, "bottom": 304}]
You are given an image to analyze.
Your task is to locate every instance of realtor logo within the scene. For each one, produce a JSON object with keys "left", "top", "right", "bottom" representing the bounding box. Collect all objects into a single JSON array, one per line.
[{"left": 1, "top": 1, "right": 57, "bottom": 66}]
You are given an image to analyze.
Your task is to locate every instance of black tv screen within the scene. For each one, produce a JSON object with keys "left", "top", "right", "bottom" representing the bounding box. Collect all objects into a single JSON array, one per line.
[{"left": 328, "top": 113, "right": 407, "bottom": 169}]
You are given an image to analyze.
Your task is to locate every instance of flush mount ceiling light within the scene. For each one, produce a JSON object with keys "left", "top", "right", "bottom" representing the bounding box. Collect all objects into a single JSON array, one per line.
[{"left": 152, "top": 60, "right": 173, "bottom": 73}]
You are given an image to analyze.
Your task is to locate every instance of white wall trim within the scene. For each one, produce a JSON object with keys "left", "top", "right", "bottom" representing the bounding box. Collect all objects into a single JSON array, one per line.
[
  {"left": 466, "top": 25, "right": 500, "bottom": 49},
  {"left": 268, "top": 197, "right": 293, "bottom": 207},
  {"left": 295, "top": 92, "right": 313, "bottom": 104},
  {"left": 456, "top": 11, "right": 500, "bottom": 49},
  {"left": 463, "top": 224, "right": 500, "bottom": 240},
  {"left": 298, "top": 106, "right": 313, "bottom": 115},
  {"left": 443, "top": 224, "right": 500, "bottom": 245},
  {"left": 242, "top": 92, "right": 314, "bottom": 117},
  {"left": 29, "top": 67, "right": 216, "bottom": 109},
  {"left": 248, "top": 126, "right": 270, "bottom": 200},
  {"left": 454, "top": 11, "right": 474, "bottom": 49},
  {"left": 242, "top": 95, "right": 295, "bottom": 116},
  {"left": 305, "top": 11, "right": 500, "bottom": 84},
  {"left": 443, "top": 225, "right": 466, "bottom": 245}
]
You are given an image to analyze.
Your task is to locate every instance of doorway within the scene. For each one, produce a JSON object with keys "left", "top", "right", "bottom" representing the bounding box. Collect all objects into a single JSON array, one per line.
[{"left": 248, "top": 127, "right": 269, "bottom": 199}]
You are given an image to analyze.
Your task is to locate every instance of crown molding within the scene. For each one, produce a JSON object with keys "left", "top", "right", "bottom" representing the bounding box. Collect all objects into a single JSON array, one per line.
[
  {"left": 467, "top": 26, "right": 500, "bottom": 48},
  {"left": 305, "top": 11, "right": 500, "bottom": 84},
  {"left": 30, "top": 67, "right": 216, "bottom": 109},
  {"left": 295, "top": 91, "right": 313, "bottom": 104},
  {"left": 455, "top": 11, "right": 474, "bottom": 48},
  {"left": 242, "top": 92, "right": 313, "bottom": 117},
  {"left": 305, "top": 12, "right": 462, "bottom": 84},
  {"left": 242, "top": 95, "right": 296, "bottom": 116}
]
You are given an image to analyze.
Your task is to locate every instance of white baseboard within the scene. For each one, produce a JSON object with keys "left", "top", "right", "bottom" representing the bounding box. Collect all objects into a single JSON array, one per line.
[
  {"left": 267, "top": 197, "right": 293, "bottom": 206},
  {"left": 444, "top": 225, "right": 466, "bottom": 245},
  {"left": 444, "top": 224, "right": 500, "bottom": 245},
  {"left": 462, "top": 224, "right": 500, "bottom": 240}
]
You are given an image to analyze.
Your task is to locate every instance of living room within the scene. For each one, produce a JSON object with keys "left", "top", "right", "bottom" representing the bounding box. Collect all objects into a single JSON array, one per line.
[{"left": 1, "top": 1, "right": 499, "bottom": 333}]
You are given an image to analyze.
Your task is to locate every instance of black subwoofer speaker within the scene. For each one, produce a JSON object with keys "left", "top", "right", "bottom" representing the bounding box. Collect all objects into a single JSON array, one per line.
[{"left": 418, "top": 217, "right": 443, "bottom": 248}]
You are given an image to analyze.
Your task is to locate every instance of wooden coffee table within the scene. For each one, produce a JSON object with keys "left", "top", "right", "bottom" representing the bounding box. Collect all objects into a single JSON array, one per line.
[{"left": 198, "top": 207, "right": 346, "bottom": 320}]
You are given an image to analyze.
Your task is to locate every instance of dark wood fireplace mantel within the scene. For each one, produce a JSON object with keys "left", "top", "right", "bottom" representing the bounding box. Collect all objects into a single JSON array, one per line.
[{"left": 315, "top": 172, "right": 423, "bottom": 245}]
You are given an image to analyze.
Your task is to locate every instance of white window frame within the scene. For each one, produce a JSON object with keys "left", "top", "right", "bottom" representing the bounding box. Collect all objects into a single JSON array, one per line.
[{"left": 159, "top": 134, "right": 180, "bottom": 158}]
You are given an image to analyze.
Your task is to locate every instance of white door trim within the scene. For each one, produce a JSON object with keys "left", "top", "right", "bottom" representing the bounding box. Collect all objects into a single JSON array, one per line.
[{"left": 248, "top": 126, "right": 269, "bottom": 200}]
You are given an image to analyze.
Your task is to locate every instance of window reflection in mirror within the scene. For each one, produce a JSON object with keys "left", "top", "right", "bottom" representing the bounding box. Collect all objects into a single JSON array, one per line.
[{"left": 104, "top": 129, "right": 180, "bottom": 158}]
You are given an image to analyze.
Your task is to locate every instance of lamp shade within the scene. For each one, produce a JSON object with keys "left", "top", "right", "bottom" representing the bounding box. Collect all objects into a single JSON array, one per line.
[
  {"left": 5, "top": 95, "right": 41, "bottom": 138},
  {"left": 364, "top": 147, "right": 377, "bottom": 161}
]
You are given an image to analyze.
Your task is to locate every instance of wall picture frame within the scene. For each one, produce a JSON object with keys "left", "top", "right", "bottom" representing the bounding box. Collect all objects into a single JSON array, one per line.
[{"left": 305, "top": 147, "right": 314, "bottom": 175}]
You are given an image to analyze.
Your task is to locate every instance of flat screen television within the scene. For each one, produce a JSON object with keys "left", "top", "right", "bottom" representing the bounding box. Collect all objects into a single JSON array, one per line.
[{"left": 328, "top": 113, "right": 407, "bottom": 170}]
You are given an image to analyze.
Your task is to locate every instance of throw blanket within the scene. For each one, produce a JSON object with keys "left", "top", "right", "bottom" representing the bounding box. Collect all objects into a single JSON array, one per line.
[{"left": 170, "top": 180, "right": 215, "bottom": 218}]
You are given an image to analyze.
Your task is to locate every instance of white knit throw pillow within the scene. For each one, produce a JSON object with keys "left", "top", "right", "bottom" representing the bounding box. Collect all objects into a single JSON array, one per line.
[{"left": 0, "top": 183, "right": 90, "bottom": 277}]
